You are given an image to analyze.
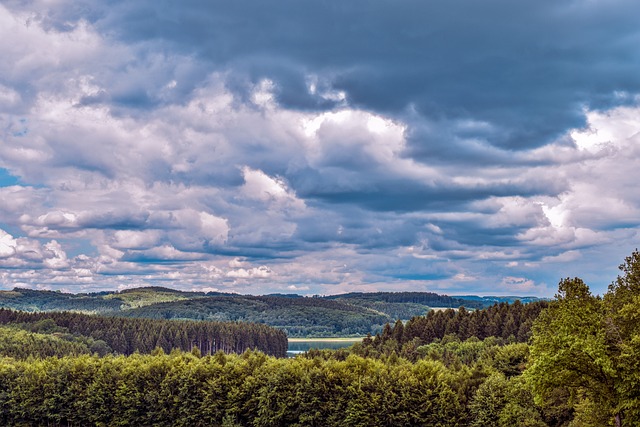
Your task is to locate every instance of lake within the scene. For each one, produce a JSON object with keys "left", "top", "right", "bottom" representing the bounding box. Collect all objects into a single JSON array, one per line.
[{"left": 287, "top": 337, "right": 363, "bottom": 357}]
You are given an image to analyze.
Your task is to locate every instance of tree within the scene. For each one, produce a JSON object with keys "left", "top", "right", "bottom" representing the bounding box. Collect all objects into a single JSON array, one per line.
[
  {"left": 526, "top": 277, "right": 619, "bottom": 424},
  {"left": 525, "top": 252, "right": 640, "bottom": 427},
  {"left": 468, "top": 373, "right": 545, "bottom": 427},
  {"left": 604, "top": 250, "right": 640, "bottom": 425}
]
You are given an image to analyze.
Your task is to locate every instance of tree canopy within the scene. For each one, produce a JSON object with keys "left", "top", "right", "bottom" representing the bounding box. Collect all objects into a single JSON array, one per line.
[{"left": 525, "top": 250, "right": 640, "bottom": 427}]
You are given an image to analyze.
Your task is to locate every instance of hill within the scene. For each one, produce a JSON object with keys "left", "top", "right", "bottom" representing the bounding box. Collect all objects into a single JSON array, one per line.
[
  {"left": 0, "top": 288, "right": 123, "bottom": 313},
  {"left": 0, "top": 287, "right": 546, "bottom": 337},
  {"left": 116, "top": 295, "right": 392, "bottom": 337},
  {"left": 0, "top": 286, "right": 220, "bottom": 313}
]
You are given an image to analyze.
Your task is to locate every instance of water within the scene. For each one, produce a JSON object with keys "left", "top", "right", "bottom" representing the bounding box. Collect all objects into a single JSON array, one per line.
[{"left": 287, "top": 338, "right": 363, "bottom": 357}]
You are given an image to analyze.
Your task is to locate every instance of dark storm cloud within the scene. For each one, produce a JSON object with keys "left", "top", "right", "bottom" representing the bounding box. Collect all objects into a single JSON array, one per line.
[
  {"left": 294, "top": 170, "right": 564, "bottom": 213},
  {"left": 65, "top": 0, "right": 640, "bottom": 151}
]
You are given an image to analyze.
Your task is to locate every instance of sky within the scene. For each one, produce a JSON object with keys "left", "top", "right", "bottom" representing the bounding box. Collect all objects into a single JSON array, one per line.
[{"left": 1, "top": 0, "right": 640, "bottom": 297}]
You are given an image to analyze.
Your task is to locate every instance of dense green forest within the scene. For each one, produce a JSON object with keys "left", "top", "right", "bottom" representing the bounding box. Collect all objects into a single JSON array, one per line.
[
  {"left": 116, "top": 295, "right": 392, "bottom": 337},
  {"left": 1, "top": 250, "right": 639, "bottom": 425},
  {"left": 324, "top": 291, "right": 486, "bottom": 319},
  {"left": 0, "top": 350, "right": 473, "bottom": 426},
  {"left": 0, "top": 309, "right": 287, "bottom": 357},
  {"left": 0, "top": 325, "right": 97, "bottom": 359},
  {"left": 360, "top": 300, "right": 549, "bottom": 359}
]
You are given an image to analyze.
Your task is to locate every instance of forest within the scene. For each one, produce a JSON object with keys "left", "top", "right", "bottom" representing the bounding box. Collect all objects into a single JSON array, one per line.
[
  {"left": 1, "top": 250, "right": 639, "bottom": 426},
  {"left": 0, "top": 310, "right": 287, "bottom": 357},
  {"left": 115, "top": 295, "right": 392, "bottom": 337},
  {"left": 0, "top": 286, "right": 545, "bottom": 337}
]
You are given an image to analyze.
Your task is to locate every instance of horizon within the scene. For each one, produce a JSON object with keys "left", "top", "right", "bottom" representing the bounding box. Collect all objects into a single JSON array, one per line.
[
  {"left": 2, "top": 1, "right": 640, "bottom": 297},
  {"left": 0, "top": 283, "right": 552, "bottom": 300}
]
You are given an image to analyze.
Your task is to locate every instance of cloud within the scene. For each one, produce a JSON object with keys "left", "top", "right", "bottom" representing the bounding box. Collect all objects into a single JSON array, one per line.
[
  {"left": 111, "top": 230, "right": 162, "bottom": 250},
  {"left": 0, "top": 228, "right": 66, "bottom": 271},
  {"left": 226, "top": 266, "right": 272, "bottom": 279},
  {"left": 0, "top": 229, "right": 17, "bottom": 258},
  {"left": 65, "top": 0, "right": 640, "bottom": 149},
  {"left": 500, "top": 276, "right": 538, "bottom": 293},
  {"left": 42, "top": 240, "right": 69, "bottom": 269},
  {"left": 240, "top": 166, "right": 305, "bottom": 212},
  {"left": 0, "top": 1, "right": 639, "bottom": 296}
]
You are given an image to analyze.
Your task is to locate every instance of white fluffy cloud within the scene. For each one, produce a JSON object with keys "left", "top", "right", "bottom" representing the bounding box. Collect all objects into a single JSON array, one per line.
[
  {"left": 0, "top": 229, "right": 17, "bottom": 258},
  {"left": 0, "top": 2, "right": 639, "bottom": 296}
]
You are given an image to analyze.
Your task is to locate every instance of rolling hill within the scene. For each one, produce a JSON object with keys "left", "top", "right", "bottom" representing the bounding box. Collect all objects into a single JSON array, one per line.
[{"left": 0, "top": 286, "right": 546, "bottom": 337}]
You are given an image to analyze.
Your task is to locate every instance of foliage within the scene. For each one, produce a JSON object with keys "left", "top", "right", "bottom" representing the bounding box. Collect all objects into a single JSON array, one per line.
[
  {"left": 362, "top": 300, "right": 548, "bottom": 357},
  {"left": 1, "top": 250, "right": 639, "bottom": 426},
  {"left": 469, "top": 374, "right": 546, "bottom": 427},
  {"left": 0, "top": 308, "right": 287, "bottom": 357},
  {"left": 0, "top": 351, "right": 468, "bottom": 426},
  {"left": 118, "top": 295, "right": 393, "bottom": 337},
  {"left": 0, "top": 326, "right": 94, "bottom": 358},
  {"left": 525, "top": 250, "right": 640, "bottom": 427},
  {"left": 103, "top": 286, "right": 196, "bottom": 308}
]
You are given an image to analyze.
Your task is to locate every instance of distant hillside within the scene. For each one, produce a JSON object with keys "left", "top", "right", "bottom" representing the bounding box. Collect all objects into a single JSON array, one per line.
[
  {"left": 0, "top": 288, "right": 123, "bottom": 313},
  {"left": 0, "top": 286, "right": 219, "bottom": 313},
  {"left": 451, "top": 295, "right": 545, "bottom": 305},
  {"left": 0, "top": 287, "right": 547, "bottom": 337},
  {"left": 325, "top": 291, "right": 478, "bottom": 306},
  {"left": 326, "top": 292, "right": 546, "bottom": 309},
  {"left": 117, "top": 295, "right": 392, "bottom": 337},
  {"left": 103, "top": 286, "right": 206, "bottom": 308},
  {"left": 324, "top": 291, "right": 483, "bottom": 319}
]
